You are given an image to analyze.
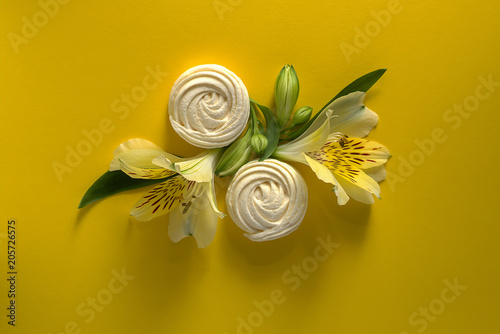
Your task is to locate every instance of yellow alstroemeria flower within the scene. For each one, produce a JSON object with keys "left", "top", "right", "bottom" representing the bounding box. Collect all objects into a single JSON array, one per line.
[
  {"left": 109, "top": 138, "right": 224, "bottom": 248},
  {"left": 274, "top": 91, "right": 390, "bottom": 205}
]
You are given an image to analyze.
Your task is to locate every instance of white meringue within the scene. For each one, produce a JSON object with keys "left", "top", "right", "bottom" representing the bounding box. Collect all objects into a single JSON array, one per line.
[
  {"left": 168, "top": 64, "right": 250, "bottom": 149},
  {"left": 226, "top": 159, "right": 308, "bottom": 242}
]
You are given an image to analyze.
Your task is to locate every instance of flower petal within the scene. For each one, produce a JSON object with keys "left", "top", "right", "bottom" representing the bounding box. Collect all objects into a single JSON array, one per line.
[
  {"left": 294, "top": 91, "right": 374, "bottom": 142},
  {"left": 150, "top": 153, "right": 178, "bottom": 171},
  {"left": 303, "top": 154, "right": 349, "bottom": 205},
  {"left": 336, "top": 176, "right": 375, "bottom": 204},
  {"left": 167, "top": 207, "right": 188, "bottom": 243},
  {"left": 334, "top": 168, "right": 381, "bottom": 200},
  {"left": 113, "top": 138, "right": 164, "bottom": 154},
  {"left": 118, "top": 158, "right": 176, "bottom": 179},
  {"left": 130, "top": 176, "right": 193, "bottom": 221},
  {"left": 363, "top": 165, "right": 387, "bottom": 183},
  {"left": 153, "top": 149, "right": 221, "bottom": 183},
  {"left": 311, "top": 136, "right": 390, "bottom": 170},
  {"left": 110, "top": 138, "right": 167, "bottom": 171},
  {"left": 326, "top": 91, "right": 378, "bottom": 137},
  {"left": 203, "top": 180, "right": 226, "bottom": 219},
  {"left": 273, "top": 111, "right": 332, "bottom": 162},
  {"left": 168, "top": 192, "right": 218, "bottom": 248}
]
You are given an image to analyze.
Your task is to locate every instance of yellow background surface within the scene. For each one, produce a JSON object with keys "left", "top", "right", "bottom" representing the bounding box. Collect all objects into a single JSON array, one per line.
[{"left": 1, "top": 0, "right": 499, "bottom": 333}]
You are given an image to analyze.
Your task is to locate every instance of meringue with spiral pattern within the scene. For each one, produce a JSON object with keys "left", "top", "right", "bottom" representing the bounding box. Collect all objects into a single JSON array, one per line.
[
  {"left": 226, "top": 159, "right": 308, "bottom": 241},
  {"left": 168, "top": 64, "right": 250, "bottom": 149}
]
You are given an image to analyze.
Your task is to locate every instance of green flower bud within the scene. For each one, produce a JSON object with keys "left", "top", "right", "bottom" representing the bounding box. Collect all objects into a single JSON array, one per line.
[
  {"left": 275, "top": 65, "right": 299, "bottom": 129},
  {"left": 291, "top": 106, "right": 312, "bottom": 126},
  {"left": 215, "top": 133, "right": 253, "bottom": 177},
  {"left": 251, "top": 133, "right": 268, "bottom": 155}
]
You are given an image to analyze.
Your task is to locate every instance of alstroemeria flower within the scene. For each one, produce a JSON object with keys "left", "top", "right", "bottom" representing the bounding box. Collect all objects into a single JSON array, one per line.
[
  {"left": 274, "top": 91, "right": 390, "bottom": 205},
  {"left": 109, "top": 138, "right": 224, "bottom": 248}
]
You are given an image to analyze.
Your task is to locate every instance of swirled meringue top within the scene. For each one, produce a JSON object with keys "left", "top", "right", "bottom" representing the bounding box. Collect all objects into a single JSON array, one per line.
[
  {"left": 226, "top": 159, "right": 308, "bottom": 242},
  {"left": 168, "top": 64, "right": 250, "bottom": 149}
]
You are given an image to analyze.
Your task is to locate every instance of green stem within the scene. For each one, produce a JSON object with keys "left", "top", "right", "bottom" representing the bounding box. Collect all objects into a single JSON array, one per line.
[{"left": 250, "top": 104, "right": 259, "bottom": 135}]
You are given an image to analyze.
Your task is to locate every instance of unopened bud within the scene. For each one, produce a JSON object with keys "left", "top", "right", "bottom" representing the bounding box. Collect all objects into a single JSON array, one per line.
[
  {"left": 275, "top": 65, "right": 299, "bottom": 129},
  {"left": 291, "top": 106, "right": 312, "bottom": 126},
  {"left": 215, "top": 134, "right": 253, "bottom": 177},
  {"left": 251, "top": 133, "right": 268, "bottom": 155}
]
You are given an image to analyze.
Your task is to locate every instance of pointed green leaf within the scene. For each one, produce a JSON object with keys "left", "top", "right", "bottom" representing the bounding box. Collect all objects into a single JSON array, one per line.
[
  {"left": 282, "top": 69, "right": 387, "bottom": 141},
  {"left": 78, "top": 170, "right": 176, "bottom": 209},
  {"left": 253, "top": 102, "right": 280, "bottom": 161},
  {"left": 319, "top": 68, "right": 386, "bottom": 111}
]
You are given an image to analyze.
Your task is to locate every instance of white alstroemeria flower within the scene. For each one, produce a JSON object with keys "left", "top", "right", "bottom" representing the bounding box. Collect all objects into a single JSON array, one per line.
[
  {"left": 109, "top": 138, "right": 224, "bottom": 248},
  {"left": 274, "top": 91, "right": 390, "bottom": 205}
]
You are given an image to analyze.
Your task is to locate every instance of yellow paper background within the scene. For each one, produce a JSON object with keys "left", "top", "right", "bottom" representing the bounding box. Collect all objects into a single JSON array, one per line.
[{"left": 1, "top": 0, "right": 499, "bottom": 333}]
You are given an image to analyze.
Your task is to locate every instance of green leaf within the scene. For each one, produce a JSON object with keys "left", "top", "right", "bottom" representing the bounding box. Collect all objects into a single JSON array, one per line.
[
  {"left": 253, "top": 102, "right": 279, "bottom": 161},
  {"left": 319, "top": 68, "right": 386, "bottom": 111},
  {"left": 279, "top": 121, "right": 311, "bottom": 142},
  {"left": 215, "top": 112, "right": 254, "bottom": 177},
  {"left": 78, "top": 170, "right": 176, "bottom": 209},
  {"left": 282, "top": 69, "right": 387, "bottom": 141}
]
